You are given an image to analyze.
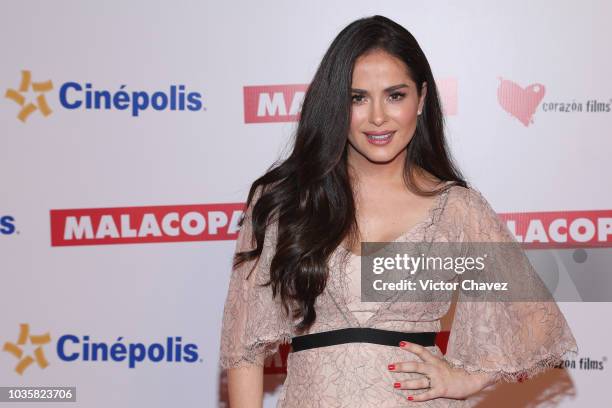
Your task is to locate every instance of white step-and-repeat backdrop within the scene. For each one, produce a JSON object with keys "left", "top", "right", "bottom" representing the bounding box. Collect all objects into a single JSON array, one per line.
[{"left": 1, "top": 1, "right": 610, "bottom": 407}]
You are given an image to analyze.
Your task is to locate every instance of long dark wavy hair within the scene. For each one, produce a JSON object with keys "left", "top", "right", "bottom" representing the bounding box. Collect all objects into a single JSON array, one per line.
[{"left": 234, "top": 15, "right": 466, "bottom": 332}]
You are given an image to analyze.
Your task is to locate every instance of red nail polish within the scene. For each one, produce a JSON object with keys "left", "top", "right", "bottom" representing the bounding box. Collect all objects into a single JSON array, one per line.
[
  {"left": 388, "top": 364, "right": 395, "bottom": 371},
  {"left": 393, "top": 382, "right": 401, "bottom": 388},
  {"left": 407, "top": 395, "right": 414, "bottom": 401},
  {"left": 399, "top": 341, "right": 408, "bottom": 347}
]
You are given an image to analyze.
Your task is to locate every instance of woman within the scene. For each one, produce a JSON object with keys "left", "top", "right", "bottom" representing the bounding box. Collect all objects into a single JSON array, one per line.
[{"left": 219, "top": 15, "right": 578, "bottom": 407}]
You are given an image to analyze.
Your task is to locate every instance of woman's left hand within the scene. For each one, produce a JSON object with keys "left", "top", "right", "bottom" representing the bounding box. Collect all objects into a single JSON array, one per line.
[{"left": 388, "top": 341, "right": 496, "bottom": 401}]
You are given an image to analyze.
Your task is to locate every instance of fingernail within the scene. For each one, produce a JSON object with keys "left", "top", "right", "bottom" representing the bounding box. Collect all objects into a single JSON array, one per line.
[
  {"left": 388, "top": 364, "right": 395, "bottom": 371},
  {"left": 393, "top": 382, "right": 401, "bottom": 388},
  {"left": 399, "top": 341, "right": 409, "bottom": 347},
  {"left": 407, "top": 395, "right": 414, "bottom": 401}
]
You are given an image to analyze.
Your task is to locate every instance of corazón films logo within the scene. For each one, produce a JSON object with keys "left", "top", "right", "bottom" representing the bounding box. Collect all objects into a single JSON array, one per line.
[
  {"left": 5, "top": 69, "right": 207, "bottom": 123},
  {"left": 497, "top": 77, "right": 611, "bottom": 127},
  {"left": 497, "top": 78, "right": 545, "bottom": 127}
]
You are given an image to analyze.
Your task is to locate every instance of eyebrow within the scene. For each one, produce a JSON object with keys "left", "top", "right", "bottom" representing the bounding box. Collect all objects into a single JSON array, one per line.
[{"left": 350, "top": 83, "right": 410, "bottom": 94}]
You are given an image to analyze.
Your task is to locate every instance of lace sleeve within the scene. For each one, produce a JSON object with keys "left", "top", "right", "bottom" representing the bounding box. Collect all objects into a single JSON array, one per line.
[
  {"left": 443, "top": 187, "right": 579, "bottom": 383},
  {"left": 218, "top": 186, "right": 293, "bottom": 370}
]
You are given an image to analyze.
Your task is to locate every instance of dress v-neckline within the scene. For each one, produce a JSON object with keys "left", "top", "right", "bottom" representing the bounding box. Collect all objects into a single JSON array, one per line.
[
  {"left": 338, "top": 181, "right": 454, "bottom": 258},
  {"left": 327, "top": 182, "right": 455, "bottom": 328}
]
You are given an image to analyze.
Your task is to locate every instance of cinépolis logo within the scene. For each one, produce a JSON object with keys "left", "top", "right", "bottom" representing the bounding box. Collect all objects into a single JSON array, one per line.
[
  {"left": 2, "top": 324, "right": 51, "bottom": 375},
  {"left": 4, "top": 70, "right": 206, "bottom": 123},
  {"left": 2, "top": 323, "right": 201, "bottom": 375}
]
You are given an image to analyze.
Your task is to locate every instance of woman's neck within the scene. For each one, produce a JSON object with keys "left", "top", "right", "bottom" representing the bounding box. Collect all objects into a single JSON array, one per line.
[{"left": 346, "top": 147, "right": 408, "bottom": 190}]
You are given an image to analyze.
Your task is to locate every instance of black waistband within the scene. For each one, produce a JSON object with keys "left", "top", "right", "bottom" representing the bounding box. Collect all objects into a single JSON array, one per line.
[{"left": 291, "top": 328, "right": 437, "bottom": 352}]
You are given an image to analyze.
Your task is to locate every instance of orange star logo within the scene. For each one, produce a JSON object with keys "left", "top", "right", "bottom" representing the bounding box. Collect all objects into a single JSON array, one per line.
[
  {"left": 3, "top": 323, "right": 51, "bottom": 375},
  {"left": 5, "top": 70, "right": 54, "bottom": 122}
]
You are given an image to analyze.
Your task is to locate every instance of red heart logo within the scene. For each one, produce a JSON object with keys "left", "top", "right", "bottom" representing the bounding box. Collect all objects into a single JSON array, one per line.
[{"left": 497, "top": 78, "right": 545, "bottom": 126}]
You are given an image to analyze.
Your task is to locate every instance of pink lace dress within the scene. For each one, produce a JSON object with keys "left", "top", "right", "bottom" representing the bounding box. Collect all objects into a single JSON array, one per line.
[{"left": 219, "top": 183, "right": 579, "bottom": 407}]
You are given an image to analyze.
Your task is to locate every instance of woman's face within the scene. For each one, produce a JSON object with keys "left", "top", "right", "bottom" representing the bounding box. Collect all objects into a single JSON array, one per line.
[{"left": 348, "top": 49, "right": 426, "bottom": 165}]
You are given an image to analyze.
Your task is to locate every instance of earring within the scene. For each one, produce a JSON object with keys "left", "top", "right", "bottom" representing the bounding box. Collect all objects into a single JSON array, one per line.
[{"left": 417, "top": 110, "right": 422, "bottom": 115}]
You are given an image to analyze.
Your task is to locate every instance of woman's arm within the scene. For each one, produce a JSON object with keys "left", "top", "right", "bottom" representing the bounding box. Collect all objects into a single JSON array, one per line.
[
  {"left": 468, "top": 371, "right": 498, "bottom": 390},
  {"left": 227, "top": 365, "right": 264, "bottom": 408},
  {"left": 220, "top": 185, "right": 292, "bottom": 407}
]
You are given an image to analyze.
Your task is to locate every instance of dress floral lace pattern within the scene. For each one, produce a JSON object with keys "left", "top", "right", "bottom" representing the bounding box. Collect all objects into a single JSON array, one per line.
[{"left": 219, "top": 183, "right": 579, "bottom": 407}]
